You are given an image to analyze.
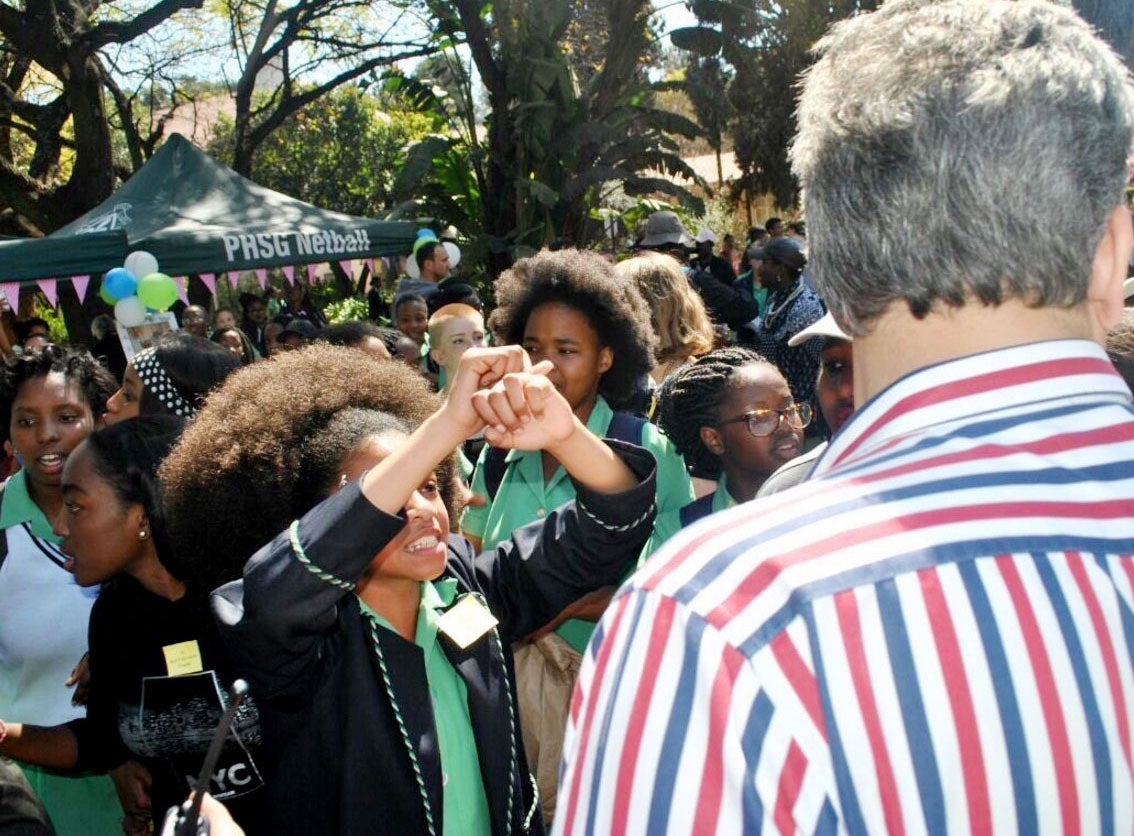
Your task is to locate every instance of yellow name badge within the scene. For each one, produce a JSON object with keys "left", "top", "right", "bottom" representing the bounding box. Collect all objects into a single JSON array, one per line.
[
  {"left": 162, "top": 640, "right": 204, "bottom": 677},
  {"left": 436, "top": 595, "right": 499, "bottom": 649}
]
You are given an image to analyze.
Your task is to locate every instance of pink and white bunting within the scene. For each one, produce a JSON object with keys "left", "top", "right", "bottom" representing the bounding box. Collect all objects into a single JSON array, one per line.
[
  {"left": 282, "top": 265, "right": 295, "bottom": 285},
  {"left": 339, "top": 259, "right": 353, "bottom": 278},
  {"left": 174, "top": 277, "right": 189, "bottom": 305},
  {"left": 227, "top": 271, "right": 240, "bottom": 290},
  {"left": 306, "top": 263, "right": 319, "bottom": 283},
  {"left": 199, "top": 273, "right": 218, "bottom": 297},
  {"left": 255, "top": 268, "right": 268, "bottom": 289},
  {"left": 71, "top": 275, "right": 90, "bottom": 304},
  {"left": 36, "top": 279, "right": 58, "bottom": 307},
  {"left": 0, "top": 282, "right": 19, "bottom": 313}
]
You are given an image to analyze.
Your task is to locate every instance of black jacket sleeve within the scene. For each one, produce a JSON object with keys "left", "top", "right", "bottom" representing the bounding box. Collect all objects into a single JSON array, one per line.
[
  {"left": 211, "top": 482, "right": 406, "bottom": 707},
  {"left": 211, "top": 440, "right": 656, "bottom": 702},
  {"left": 446, "top": 439, "right": 657, "bottom": 643}
]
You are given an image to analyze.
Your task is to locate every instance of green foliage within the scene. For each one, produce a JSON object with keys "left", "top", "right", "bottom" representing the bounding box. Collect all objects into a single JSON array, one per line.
[
  {"left": 688, "top": 0, "right": 880, "bottom": 210},
  {"left": 34, "top": 298, "right": 69, "bottom": 343},
  {"left": 389, "top": 0, "right": 708, "bottom": 274},
  {"left": 324, "top": 296, "right": 370, "bottom": 324},
  {"left": 208, "top": 87, "right": 433, "bottom": 216}
]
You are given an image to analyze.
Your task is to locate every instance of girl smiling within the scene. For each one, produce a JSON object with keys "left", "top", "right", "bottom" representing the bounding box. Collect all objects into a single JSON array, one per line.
[{"left": 160, "top": 344, "right": 656, "bottom": 835}]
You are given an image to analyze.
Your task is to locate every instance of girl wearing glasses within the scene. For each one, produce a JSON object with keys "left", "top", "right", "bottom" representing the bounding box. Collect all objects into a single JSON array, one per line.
[{"left": 643, "top": 346, "right": 810, "bottom": 557}]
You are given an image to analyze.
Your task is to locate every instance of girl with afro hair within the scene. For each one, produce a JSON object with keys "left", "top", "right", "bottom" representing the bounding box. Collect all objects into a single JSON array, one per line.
[
  {"left": 461, "top": 248, "right": 693, "bottom": 822},
  {"left": 641, "top": 346, "right": 811, "bottom": 559},
  {"left": 159, "top": 344, "right": 658, "bottom": 835}
]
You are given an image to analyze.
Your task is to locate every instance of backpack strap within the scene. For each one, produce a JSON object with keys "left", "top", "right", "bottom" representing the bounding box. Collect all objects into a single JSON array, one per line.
[
  {"left": 604, "top": 411, "right": 647, "bottom": 446},
  {"left": 481, "top": 411, "right": 646, "bottom": 502},
  {"left": 0, "top": 481, "right": 8, "bottom": 571},
  {"left": 482, "top": 446, "right": 511, "bottom": 503},
  {"left": 678, "top": 493, "right": 715, "bottom": 528}
]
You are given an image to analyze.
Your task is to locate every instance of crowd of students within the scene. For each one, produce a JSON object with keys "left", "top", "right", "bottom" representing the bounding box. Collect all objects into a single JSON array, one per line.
[
  {"left": 0, "top": 215, "right": 861, "bottom": 834},
  {"left": 1, "top": 1, "right": 1133, "bottom": 833}
]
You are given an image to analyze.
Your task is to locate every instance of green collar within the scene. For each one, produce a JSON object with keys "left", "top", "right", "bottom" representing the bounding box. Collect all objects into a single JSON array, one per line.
[
  {"left": 360, "top": 577, "right": 460, "bottom": 637},
  {"left": 715, "top": 474, "right": 740, "bottom": 513},
  {"left": 0, "top": 470, "right": 59, "bottom": 541}
]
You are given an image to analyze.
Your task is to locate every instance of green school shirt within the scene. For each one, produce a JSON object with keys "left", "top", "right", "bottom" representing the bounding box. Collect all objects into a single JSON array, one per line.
[
  {"left": 638, "top": 473, "right": 738, "bottom": 564},
  {"left": 359, "top": 580, "right": 491, "bottom": 836},
  {"left": 462, "top": 395, "right": 694, "bottom": 651}
]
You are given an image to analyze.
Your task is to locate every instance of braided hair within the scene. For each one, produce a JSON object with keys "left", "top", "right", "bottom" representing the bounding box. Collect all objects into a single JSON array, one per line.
[{"left": 656, "top": 346, "right": 775, "bottom": 479}]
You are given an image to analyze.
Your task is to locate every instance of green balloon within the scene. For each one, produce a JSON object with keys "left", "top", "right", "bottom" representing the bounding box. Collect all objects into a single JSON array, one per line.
[
  {"left": 99, "top": 279, "right": 117, "bottom": 307},
  {"left": 136, "top": 272, "right": 178, "bottom": 311}
]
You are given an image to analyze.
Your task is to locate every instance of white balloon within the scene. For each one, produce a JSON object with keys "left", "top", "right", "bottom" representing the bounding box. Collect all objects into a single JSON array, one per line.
[
  {"left": 115, "top": 296, "right": 147, "bottom": 327},
  {"left": 405, "top": 254, "right": 420, "bottom": 279},
  {"left": 124, "top": 251, "right": 159, "bottom": 279},
  {"left": 443, "top": 241, "right": 461, "bottom": 268}
]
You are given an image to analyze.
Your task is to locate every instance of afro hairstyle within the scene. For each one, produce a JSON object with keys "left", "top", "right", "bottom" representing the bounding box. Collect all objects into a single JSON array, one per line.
[
  {"left": 488, "top": 248, "right": 656, "bottom": 409},
  {"left": 160, "top": 344, "right": 453, "bottom": 591}
]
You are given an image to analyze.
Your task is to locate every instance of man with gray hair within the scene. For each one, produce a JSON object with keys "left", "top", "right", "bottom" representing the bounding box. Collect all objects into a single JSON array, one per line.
[{"left": 556, "top": 1, "right": 1134, "bottom": 833}]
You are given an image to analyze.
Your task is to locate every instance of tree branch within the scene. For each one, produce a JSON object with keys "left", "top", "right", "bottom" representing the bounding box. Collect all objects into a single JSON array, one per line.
[{"left": 81, "top": 0, "right": 207, "bottom": 51}]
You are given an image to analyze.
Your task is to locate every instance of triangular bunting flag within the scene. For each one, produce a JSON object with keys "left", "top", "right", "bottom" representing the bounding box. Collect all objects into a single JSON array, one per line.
[
  {"left": 255, "top": 268, "right": 268, "bottom": 289},
  {"left": 71, "top": 275, "right": 90, "bottom": 304},
  {"left": 0, "top": 282, "right": 19, "bottom": 313},
  {"left": 36, "top": 279, "right": 58, "bottom": 308},
  {"left": 366, "top": 257, "right": 376, "bottom": 275},
  {"left": 199, "top": 273, "right": 217, "bottom": 297},
  {"left": 282, "top": 265, "right": 295, "bottom": 285},
  {"left": 227, "top": 271, "right": 240, "bottom": 290},
  {"left": 174, "top": 277, "right": 189, "bottom": 305},
  {"left": 339, "top": 259, "right": 353, "bottom": 278},
  {"left": 306, "top": 263, "right": 319, "bottom": 283}
]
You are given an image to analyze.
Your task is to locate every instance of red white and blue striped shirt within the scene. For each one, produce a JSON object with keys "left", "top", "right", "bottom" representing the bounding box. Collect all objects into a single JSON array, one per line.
[{"left": 556, "top": 339, "right": 1134, "bottom": 835}]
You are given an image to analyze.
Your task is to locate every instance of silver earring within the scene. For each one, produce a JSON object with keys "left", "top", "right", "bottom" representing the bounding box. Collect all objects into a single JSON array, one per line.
[{"left": 139, "top": 530, "right": 148, "bottom": 540}]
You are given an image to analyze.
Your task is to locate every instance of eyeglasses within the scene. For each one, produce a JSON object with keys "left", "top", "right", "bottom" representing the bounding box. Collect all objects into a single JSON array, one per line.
[{"left": 719, "top": 403, "right": 813, "bottom": 437}]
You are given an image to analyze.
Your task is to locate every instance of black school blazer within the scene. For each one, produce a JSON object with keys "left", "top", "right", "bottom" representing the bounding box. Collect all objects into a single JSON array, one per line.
[{"left": 212, "top": 441, "right": 657, "bottom": 836}]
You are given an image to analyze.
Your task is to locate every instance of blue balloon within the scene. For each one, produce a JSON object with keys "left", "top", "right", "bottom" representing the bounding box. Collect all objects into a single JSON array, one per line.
[
  {"left": 103, "top": 267, "right": 138, "bottom": 301},
  {"left": 416, "top": 228, "right": 436, "bottom": 238}
]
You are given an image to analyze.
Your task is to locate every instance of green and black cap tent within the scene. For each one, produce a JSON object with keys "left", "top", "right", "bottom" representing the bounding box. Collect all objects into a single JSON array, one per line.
[{"left": 0, "top": 133, "right": 417, "bottom": 289}]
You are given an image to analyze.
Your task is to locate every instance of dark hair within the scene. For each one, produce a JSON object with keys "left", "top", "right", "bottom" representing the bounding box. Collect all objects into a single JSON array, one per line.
[
  {"left": 788, "top": 221, "right": 806, "bottom": 235},
  {"left": 765, "top": 217, "right": 783, "bottom": 232},
  {"left": 138, "top": 332, "right": 242, "bottom": 417},
  {"left": 394, "top": 293, "right": 428, "bottom": 315},
  {"left": 415, "top": 241, "right": 443, "bottom": 272},
  {"left": 85, "top": 416, "right": 186, "bottom": 579},
  {"left": 489, "top": 249, "right": 656, "bottom": 409},
  {"left": 376, "top": 326, "right": 404, "bottom": 354},
  {"left": 239, "top": 293, "right": 265, "bottom": 311},
  {"left": 210, "top": 327, "right": 256, "bottom": 365},
  {"left": 0, "top": 345, "right": 116, "bottom": 445},
  {"left": 299, "top": 409, "right": 410, "bottom": 509},
  {"left": 322, "top": 320, "right": 385, "bottom": 347},
  {"left": 656, "top": 346, "right": 775, "bottom": 479},
  {"left": 160, "top": 345, "right": 454, "bottom": 591},
  {"left": 427, "top": 283, "right": 483, "bottom": 315},
  {"left": 1106, "top": 309, "right": 1134, "bottom": 391},
  {"left": 14, "top": 318, "right": 50, "bottom": 344}
]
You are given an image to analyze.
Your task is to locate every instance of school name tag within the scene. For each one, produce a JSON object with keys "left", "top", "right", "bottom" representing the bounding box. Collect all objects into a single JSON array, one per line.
[
  {"left": 437, "top": 596, "right": 499, "bottom": 649},
  {"left": 162, "top": 640, "right": 204, "bottom": 677}
]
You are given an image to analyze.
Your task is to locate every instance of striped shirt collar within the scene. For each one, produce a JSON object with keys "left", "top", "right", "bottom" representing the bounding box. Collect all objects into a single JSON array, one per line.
[{"left": 813, "top": 339, "right": 1129, "bottom": 478}]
